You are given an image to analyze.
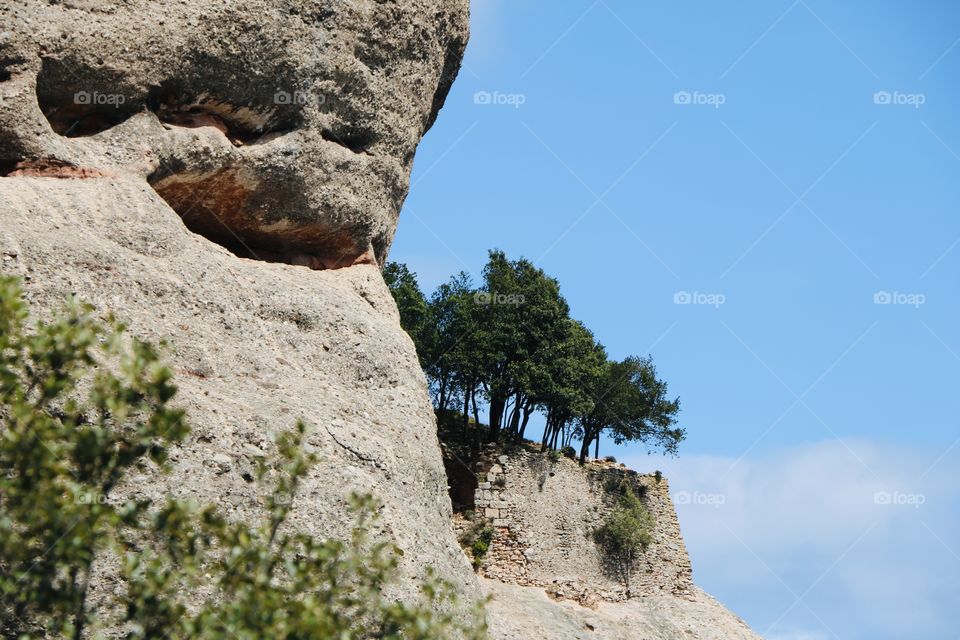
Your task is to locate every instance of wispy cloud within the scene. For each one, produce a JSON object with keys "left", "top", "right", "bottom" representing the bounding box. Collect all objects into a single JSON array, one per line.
[{"left": 628, "top": 440, "right": 960, "bottom": 639}]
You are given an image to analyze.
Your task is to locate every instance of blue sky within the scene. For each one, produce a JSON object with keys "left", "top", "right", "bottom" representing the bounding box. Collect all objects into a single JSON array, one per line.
[{"left": 389, "top": 1, "right": 960, "bottom": 638}]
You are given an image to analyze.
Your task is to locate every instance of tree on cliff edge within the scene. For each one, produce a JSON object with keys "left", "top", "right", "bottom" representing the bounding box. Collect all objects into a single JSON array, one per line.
[
  {"left": 383, "top": 253, "right": 684, "bottom": 463},
  {"left": 576, "top": 356, "right": 682, "bottom": 465}
]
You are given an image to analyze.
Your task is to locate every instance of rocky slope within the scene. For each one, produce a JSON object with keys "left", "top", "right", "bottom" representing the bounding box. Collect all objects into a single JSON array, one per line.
[
  {"left": 0, "top": 0, "right": 759, "bottom": 637},
  {"left": 459, "top": 445, "right": 693, "bottom": 601},
  {"left": 484, "top": 580, "right": 760, "bottom": 640}
]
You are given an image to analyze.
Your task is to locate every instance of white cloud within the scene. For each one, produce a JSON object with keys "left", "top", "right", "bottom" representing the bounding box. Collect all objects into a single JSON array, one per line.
[{"left": 625, "top": 439, "right": 960, "bottom": 639}]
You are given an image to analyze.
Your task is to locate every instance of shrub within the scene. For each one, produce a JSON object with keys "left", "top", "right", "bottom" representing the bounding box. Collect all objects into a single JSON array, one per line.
[
  {"left": 547, "top": 449, "right": 562, "bottom": 463},
  {"left": 459, "top": 520, "right": 494, "bottom": 570},
  {"left": 471, "top": 527, "right": 495, "bottom": 565},
  {"left": 592, "top": 486, "right": 654, "bottom": 590},
  {"left": 560, "top": 445, "right": 576, "bottom": 460},
  {"left": 654, "top": 469, "right": 663, "bottom": 484},
  {"left": 604, "top": 455, "right": 617, "bottom": 463},
  {"left": 0, "top": 277, "right": 485, "bottom": 640}
]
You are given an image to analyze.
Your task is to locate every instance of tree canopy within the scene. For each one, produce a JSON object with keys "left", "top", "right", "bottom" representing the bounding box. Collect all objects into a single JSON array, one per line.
[{"left": 384, "top": 250, "right": 684, "bottom": 463}]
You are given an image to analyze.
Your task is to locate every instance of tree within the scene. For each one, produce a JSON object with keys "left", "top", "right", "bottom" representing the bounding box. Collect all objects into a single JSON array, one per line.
[
  {"left": 383, "top": 262, "right": 431, "bottom": 368},
  {"left": 592, "top": 483, "right": 654, "bottom": 589},
  {"left": 0, "top": 276, "right": 485, "bottom": 640},
  {"left": 475, "top": 250, "right": 569, "bottom": 442},
  {"left": 577, "top": 356, "right": 683, "bottom": 465},
  {"left": 382, "top": 254, "right": 684, "bottom": 463},
  {"left": 537, "top": 320, "right": 605, "bottom": 452}
]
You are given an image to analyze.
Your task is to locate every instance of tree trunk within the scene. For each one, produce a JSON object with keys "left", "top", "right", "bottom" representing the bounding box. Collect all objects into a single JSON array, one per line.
[
  {"left": 488, "top": 394, "right": 505, "bottom": 441},
  {"left": 595, "top": 437, "right": 600, "bottom": 459},
  {"left": 517, "top": 404, "right": 532, "bottom": 441},
  {"left": 507, "top": 393, "right": 522, "bottom": 437},
  {"left": 437, "top": 377, "right": 448, "bottom": 412},
  {"left": 578, "top": 437, "right": 590, "bottom": 465},
  {"left": 470, "top": 387, "right": 481, "bottom": 428}
]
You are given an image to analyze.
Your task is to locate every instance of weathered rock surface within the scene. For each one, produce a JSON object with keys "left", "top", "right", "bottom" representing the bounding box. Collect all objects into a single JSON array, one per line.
[
  {"left": 0, "top": 176, "right": 480, "bottom": 612},
  {"left": 460, "top": 445, "right": 693, "bottom": 601},
  {"left": 0, "top": 0, "right": 476, "bottom": 621},
  {"left": 1, "top": 1, "right": 761, "bottom": 636},
  {"left": 483, "top": 579, "right": 761, "bottom": 640},
  {"left": 0, "top": 0, "right": 468, "bottom": 267}
]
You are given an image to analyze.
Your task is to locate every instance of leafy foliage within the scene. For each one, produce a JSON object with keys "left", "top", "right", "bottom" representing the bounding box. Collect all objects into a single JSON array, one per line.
[
  {"left": 458, "top": 520, "right": 494, "bottom": 570},
  {"left": 383, "top": 251, "right": 684, "bottom": 464},
  {"left": 0, "top": 276, "right": 485, "bottom": 640},
  {"left": 592, "top": 484, "right": 654, "bottom": 589}
]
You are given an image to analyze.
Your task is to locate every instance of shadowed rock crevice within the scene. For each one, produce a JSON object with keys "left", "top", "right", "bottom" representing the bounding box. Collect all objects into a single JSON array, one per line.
[{"left": 147, "top": 167, "right": 379, "bottom": 270}]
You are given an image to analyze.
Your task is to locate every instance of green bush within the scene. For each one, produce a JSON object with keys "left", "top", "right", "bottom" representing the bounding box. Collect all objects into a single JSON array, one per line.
[
  {"left": 547, "top": 449, "right": 562, "bottom": 463},
  {"left": 560, "top": 445, "right": 576, "bottom": 460},
  {"left": 459, "top": 520, "right": 494, "bottom": 570},
  {"left": 592, "top": 486, "right": 654, "bottom": 590},
  {"left": 604, "top": 455, "right": 617, "bottom": 463},
  {"left": 0, "top": 276, "right": 485, "bottom": 640}
]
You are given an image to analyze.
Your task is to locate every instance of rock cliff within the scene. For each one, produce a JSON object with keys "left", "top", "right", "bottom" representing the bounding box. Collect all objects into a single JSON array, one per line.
[
  {"left": 1, "top": 0, "right": 477, "bottom": 619},
  {"left": 446, "top": 445, "right": 760, "bottom": 639},
  {"left": 1, "top": 1, "right": 759, "bottom": 637},
  {"left": 457, "top": 446, "right": 693, "bottom": 602}
]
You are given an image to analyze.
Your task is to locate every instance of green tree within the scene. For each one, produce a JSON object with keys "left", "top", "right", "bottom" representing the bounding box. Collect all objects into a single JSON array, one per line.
[
  {"left": 476, "top": 250, "right": 569, "bottom": 442},
  {"left": 383, "top": 262, "right": 432, "bottom": 368},
  {"left": 537, "top": 320, "right": 606, "bottom": 452},
  {"left": 592, "top": 483, "right": 654, "bottom": 590},
  {"left": 576, "top": 356, "right": 683, "bottom": 465},
  {"left": 0, "top": 276, "right": 485, "bottom": 640}
]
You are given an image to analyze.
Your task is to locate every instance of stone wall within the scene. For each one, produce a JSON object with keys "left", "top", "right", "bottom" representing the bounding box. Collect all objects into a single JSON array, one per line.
[{"left": 464, "top": 444, "right": 693, "bottom": 603}]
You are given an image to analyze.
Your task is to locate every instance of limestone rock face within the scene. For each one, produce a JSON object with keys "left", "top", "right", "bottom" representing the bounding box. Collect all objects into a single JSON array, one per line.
[
  {"left": 465, "top": 446, "right": 693, "bottom": 600},
  {"left": 0, "top": 177, "right": 481, "bottom": 611},
  {"left": 0, "top": 0, "right": 469, "bottom": 267},
  {"left": 0, "top": 0, "right": 477, "bottom": 619},
  {"left": 484, "top": 579, "right": 761, "bottom": 640}
]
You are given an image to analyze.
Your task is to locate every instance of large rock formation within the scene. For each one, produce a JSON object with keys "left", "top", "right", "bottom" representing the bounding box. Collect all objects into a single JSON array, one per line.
[
  {"left": 0, "top": 0, "right": 477, "bottom": 618},
  {"left": 449, "top": 447, "right": 761, "bottom": 638},
  {"left": 459, "top": 447, "right": 693, "bottom": 601},
  {"left": 1, "top": 1, "right": 760, "bottom": 637},
  {"left": 0, "top": 0, "right": 467, "bottom": 268}
]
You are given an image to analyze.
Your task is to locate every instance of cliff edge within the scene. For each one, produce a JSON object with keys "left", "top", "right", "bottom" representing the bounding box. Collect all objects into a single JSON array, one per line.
[{"left": 1, "top": 1, "right": 759, "bottom": 637}]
